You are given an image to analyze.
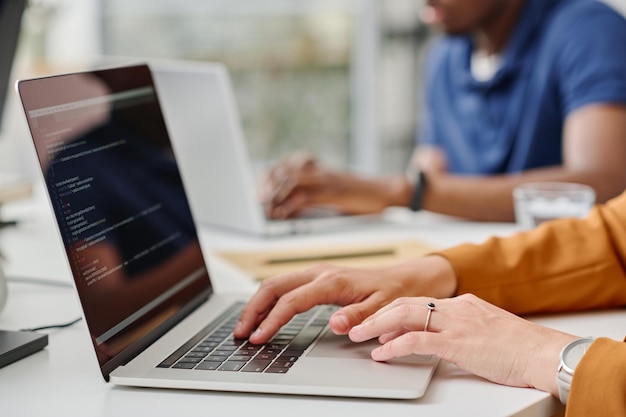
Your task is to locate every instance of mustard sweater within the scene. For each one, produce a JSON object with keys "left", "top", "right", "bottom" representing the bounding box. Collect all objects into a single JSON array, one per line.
[{"left": 438, "top": 189, "right": 626, "bottom": 416}]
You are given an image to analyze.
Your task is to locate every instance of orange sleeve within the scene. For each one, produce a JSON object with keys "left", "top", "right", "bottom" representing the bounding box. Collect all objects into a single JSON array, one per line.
[
  {"left": 565, "top": 337, "right": 626, "bottom": 416},
  {"left": 435, "top": 190, "right": 626, "bottom": 314}
]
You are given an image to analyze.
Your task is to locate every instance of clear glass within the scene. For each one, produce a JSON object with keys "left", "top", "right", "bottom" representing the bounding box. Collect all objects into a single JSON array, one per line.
[{"left": 513, "top": 182, "right": 596, "bottom": 229}]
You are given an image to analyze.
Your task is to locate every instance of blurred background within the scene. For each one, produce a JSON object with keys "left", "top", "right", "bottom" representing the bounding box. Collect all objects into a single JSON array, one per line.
[{"left": 1, "top": 0, "right": 625, "bottom": 181}]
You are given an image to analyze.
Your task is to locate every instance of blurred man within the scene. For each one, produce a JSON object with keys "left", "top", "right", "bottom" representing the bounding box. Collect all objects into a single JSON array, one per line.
[{"left": 263, "top": 0, "right": 626, "bottom": 222}]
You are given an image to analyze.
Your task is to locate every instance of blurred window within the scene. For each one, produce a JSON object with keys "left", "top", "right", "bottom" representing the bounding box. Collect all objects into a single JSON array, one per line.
[{"left": 102, "top": 0, "right": 366, "bottom": 175}]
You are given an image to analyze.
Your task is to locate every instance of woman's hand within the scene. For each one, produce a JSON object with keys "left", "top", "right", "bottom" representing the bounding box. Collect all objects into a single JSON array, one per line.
[
  {"left": 234, "top": 255, "right": 457, "bottom": 344},
  {"left": 349, "top": 293, "right": 578, "bottom": 396}
]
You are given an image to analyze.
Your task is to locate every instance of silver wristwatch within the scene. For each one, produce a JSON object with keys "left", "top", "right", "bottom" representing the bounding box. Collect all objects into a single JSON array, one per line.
[{"left": 556, "top": 337, "right": 595, "bottom": 405}]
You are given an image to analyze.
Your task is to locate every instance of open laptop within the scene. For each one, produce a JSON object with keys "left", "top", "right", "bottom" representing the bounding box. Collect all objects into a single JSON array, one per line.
[
  {"left": 16, "top": 64, "right": 438, "bottom": 398},
  {"left": 149, "top": 60, "right": 382, "bottom": 236}
]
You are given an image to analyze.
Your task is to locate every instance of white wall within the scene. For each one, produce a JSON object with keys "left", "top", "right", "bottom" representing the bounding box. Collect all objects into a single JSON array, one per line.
[{"left": 603, "top": 0, "right": 626, "bottom": 15}]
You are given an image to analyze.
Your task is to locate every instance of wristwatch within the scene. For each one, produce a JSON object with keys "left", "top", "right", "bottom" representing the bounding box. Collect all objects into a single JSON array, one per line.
[
  {"left": 407, "top": 169, "right": 428, "bottom": 212},
  {"left": 556, "top": 337, "right": 595, "bottom": 405}
]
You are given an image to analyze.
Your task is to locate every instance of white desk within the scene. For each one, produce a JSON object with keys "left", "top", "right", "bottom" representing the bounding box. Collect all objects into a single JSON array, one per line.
[{"left": 1, "top": 187, "right": 624, "bottom": 417}]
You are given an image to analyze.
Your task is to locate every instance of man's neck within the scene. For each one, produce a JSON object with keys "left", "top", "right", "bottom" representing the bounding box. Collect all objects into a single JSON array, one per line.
[{"left": 473, "top": 0, "right": 526, "bottom": 55}]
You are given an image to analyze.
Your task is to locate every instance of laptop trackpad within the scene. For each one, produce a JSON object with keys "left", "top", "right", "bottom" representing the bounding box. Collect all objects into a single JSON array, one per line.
[{"left": 308, "top": 329, "right": 433, "bottom": 364}]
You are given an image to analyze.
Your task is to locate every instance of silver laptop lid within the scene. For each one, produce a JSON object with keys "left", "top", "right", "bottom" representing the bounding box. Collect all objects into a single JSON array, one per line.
[
  {"left": 151, "top": 60, "right": 382, "bottom": 237},
  {"left": 151, "top": 61, "right": 273, "bottom": 235},
  {"left": 17, "top": 64, "right": 212, "bottom": 379}
]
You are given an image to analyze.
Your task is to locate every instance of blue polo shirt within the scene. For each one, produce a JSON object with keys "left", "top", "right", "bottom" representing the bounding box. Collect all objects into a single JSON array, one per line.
[{"left": 418, "top": 0, "right": 626, "bottom": 174}]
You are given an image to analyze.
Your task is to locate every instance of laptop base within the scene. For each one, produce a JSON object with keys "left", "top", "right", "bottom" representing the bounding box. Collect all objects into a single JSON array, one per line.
[{"left": 0, "top": 330, "right": 48, "bottom": 368}]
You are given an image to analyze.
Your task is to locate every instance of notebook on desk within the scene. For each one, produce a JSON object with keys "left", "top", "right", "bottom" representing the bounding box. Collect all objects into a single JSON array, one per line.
[
  {"left": 150, "top": 60, "right": 382, "bottom": 236},
  {"left": 218, "top": 239, "right": 437, "bottom": 281},
  {"left": 16, "top": 64, "right": 438, "bottom": 398}
]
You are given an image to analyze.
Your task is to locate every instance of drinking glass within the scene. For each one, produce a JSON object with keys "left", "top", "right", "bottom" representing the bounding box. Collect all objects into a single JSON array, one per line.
[{"left": 513, "top": 182, "right": 596, "bottom": 229}]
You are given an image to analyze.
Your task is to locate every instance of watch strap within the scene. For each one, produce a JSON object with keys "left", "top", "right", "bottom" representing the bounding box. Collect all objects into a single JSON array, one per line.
[
  {"left": 409, "top": 170, "right": 427, "bottom": 212},
  {"left": 556, "top": 364, "right": 573, "bottom": 405}
]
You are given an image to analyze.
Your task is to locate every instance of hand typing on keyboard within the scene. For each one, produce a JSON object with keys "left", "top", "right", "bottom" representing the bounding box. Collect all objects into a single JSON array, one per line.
[{"left": 234, "top": 256, "right": 456, "bottom": 345}]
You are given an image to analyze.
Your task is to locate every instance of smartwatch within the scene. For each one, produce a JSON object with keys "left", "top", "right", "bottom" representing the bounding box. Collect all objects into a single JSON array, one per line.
[
  {"left": 408, "top": 170, "right": 428, "bottom": 212},
  {"left": 556, "top": 337, "right": 595, "bottom": 405}
]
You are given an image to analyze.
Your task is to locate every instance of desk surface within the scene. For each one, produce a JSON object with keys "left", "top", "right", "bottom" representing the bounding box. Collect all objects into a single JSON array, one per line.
[{"left": 1, "top": 187, "right": 624, "bottom": 417}]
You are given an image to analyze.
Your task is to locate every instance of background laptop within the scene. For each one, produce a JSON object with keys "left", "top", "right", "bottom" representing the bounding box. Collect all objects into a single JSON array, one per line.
[
  {"left": 150, "top": 60, "right": 382, "bottom": 236},
  {"left": 16, "top": 64, "right": 438, "bottom": 398}
]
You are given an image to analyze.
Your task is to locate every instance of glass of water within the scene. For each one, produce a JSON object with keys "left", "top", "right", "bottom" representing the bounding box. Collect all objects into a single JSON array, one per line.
[{"left": 513, "top": 182, "right": 596, "bottom": 229}]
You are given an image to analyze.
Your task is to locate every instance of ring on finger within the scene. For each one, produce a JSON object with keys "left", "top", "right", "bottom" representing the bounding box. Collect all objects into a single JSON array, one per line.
[{"left": 424, "top": 302, "right": 436, "bottom": 332}]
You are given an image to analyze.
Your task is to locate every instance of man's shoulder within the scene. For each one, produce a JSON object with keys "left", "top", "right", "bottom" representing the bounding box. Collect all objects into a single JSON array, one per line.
[
  {"left": 546, "top": 0, "right": 626, "bottom": 35},
  {"left": 535, "top": 0, "right": 626, "bottom": 61}
]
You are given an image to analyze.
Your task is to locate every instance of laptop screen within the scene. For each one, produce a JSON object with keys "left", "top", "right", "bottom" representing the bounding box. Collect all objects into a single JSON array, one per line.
[{"left": 18, "top": 64, "right": 212, "bottom": 377}]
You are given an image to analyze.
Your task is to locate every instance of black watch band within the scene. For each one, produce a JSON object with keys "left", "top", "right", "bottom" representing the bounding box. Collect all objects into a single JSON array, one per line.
[{"left": 409, "top": 170, "right": 427, "bottom": 212}]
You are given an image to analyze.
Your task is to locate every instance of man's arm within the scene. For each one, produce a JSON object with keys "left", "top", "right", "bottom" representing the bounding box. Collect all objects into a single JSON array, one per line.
[
  {"left": 420, "top": 104, "right": 626, "bottom": 222},
  {"left": 262, "top": 105, "right": 626, "bottom": 222}
]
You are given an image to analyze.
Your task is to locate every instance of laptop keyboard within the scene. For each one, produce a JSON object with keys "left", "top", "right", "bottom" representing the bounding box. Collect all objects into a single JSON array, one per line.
[{"left": 158, "top": 302, "right": 335, "bottom": 374}]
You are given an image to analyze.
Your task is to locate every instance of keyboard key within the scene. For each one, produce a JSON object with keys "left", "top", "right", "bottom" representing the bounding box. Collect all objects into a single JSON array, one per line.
[
  {"left": 281, "top": 349, "right": 305, "bottom": 357},
  {"left": 213, "top": 348, "right": 238, "bottom": 355},
  {"left": 265, "top": 366, "right": 289, "bottom": 374},
  {"left": 233, "top": 350, "right": 256, "bottom": 357},
  {"left": 186, "top": 351, "right": 208, "bottom": 358},
  {"left": 198, "top": 341, "right": 219, "bottom": 348},
  {"left": 260, "top": 348, "right": 282, "bottom": 355},
  {"left": 241, "top": 359, "right": 272, "bottom": 373},
  {"left": 221, "top": 339, "right": 246, "bottom": 346},
  {"left": 230, "top": 355, "right": 253, "bottom": 362},
  {"left": 195, "top": 361, "right": 221, "bottom": 371},
  {"left": 204, "top": 356, "right": 228, "bottom": 362},
  {"left": 173, "top": 362, "right": 196, "bottom": 369},
  {"left": 219, "top": 361, "right": 246, "bottom": 372},
  {"left": 266, "top": 342, "right": 289, "bottom": 349},
  {"left": 178, "top": 357, "right": 202, "bottom": 363},
  {"left": 277, "top": 355, "right": 300, "bottom": 363},
  {"left": 271, "top": 360, "right": 294, "bottom": 368},
  {"left": 289, "top": 326, "right": 325, "bottom": 350},
  {"left": 205, "top": 336, "right": 226, "bottom": 343},
  {"left": 192, "top": 346, "right": 214, "bottom": 353},
  {"left": 240, "top": 343, "right": 263, "bottom": 352},
  {"left": 255, "top": 353, "right": 277, "bottom": 361}
]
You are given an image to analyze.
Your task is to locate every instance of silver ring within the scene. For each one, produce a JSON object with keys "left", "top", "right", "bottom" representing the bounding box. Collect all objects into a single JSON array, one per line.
[{"left": 424, "top": 302, "right": 436, "bottom": 332}]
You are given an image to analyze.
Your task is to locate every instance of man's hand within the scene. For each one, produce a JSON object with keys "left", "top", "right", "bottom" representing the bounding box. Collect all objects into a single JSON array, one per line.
[{"left": 259, "top": 152, "right": 412, "bottom": 219}]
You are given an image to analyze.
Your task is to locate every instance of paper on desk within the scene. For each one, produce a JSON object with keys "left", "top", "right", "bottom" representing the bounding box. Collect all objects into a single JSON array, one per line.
[{"left": 216, "top": 239, "right": 437, "bottom": 281}]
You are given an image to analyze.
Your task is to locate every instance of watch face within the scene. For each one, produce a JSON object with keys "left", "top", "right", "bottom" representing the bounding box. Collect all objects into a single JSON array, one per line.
[{"left": 562, "top": 338, "right": 594, "bottom": 374}]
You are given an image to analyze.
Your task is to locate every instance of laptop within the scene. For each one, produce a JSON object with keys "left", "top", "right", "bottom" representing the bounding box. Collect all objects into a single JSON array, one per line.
[
  {"left": 149, "top": 59, "right": 382, "bottom": 236},
  {"left": 16, "top": 64, "right": 438, "bottom": 398}
]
